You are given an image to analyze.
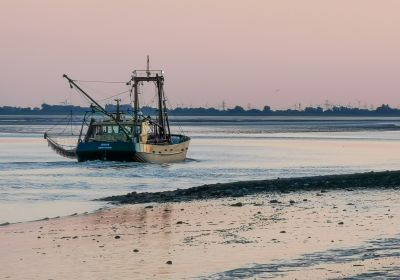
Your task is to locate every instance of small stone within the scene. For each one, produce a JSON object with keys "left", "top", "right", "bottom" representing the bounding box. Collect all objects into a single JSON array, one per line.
[
  {"left": 303, "top": 199, "right": 308, "bottom": 202},
  {"left": 145, "top": 205, "right": 153, "bottom": 209},
  {"left": 133, "top": 249, "right": 139, "bottom": 252},
  {"left": 176, "top": 221, "right": 183, "bottom": 224},
  {"left": 280, "top": 230, "right": 286, "bottom": 233},
  {"left": 166, "top": 260, "right": 172, "bottom": 265},
  {"left": 269, "top": 199, "right": 279, "bottom": 204},
  {"left": 114, "top": 235, "right": 121, "bottom": 239},
  {"left": 230, "top": 202, "right": 243, "bottom": 207},
  {"left": 338, "top": 221, "right": 344, "bottom": 225},
  {"left": 289, "top": 200, "right": 295, "bottom": 204}
]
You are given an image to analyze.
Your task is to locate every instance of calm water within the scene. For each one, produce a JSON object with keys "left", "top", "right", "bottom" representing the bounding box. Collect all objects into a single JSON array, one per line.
[{"left": 1, "top": 115, "right": 400, "bottom": 223}]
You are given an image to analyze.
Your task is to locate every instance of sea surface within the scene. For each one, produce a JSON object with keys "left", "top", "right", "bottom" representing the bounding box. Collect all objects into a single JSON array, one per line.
[{"left": 1, "top": 115, "right": 400, "bottom": 224}]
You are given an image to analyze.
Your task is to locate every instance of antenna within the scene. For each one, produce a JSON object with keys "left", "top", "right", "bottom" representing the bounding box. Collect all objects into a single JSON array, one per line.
[{"left": 146, "top": 55, "right": 150, "bottom": 77}]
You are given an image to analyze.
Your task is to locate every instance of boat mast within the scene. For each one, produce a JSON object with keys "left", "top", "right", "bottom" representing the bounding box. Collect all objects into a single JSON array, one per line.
[
  {"left": 163, "top": 95, "right": 171, "bottom": 141},
  {"left": 133, "top": 81, "right": 139, "bottom": 140},
  {"left": 115, "top": 98, "right": 121, "bottom": 121},
  {"left": 156, "top": 75, "right": 165, "bottom": 140},
  {"left": 63, "top": 74, "right": 131, "bottom": 140},
  {"left": 130, "top": 57, "right": 171, "bottom": 143},
  {"left": 146, "top": 55, "right": 151, "bottom": 77}
]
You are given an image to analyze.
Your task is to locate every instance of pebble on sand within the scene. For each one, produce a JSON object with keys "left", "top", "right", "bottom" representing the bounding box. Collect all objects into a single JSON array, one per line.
[{"left": 230, "top": 202, "right": 243, "bottom": 207}]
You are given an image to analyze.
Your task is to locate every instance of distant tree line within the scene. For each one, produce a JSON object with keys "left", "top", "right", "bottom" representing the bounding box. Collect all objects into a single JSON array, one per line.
[{"left": 1, "top": 103, "right": 400, "bottom": 116}]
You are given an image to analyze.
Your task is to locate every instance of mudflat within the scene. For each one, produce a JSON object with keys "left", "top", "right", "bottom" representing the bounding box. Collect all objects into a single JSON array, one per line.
[{"left": 1, "top": 186, "right": 400, "bottom": 279}]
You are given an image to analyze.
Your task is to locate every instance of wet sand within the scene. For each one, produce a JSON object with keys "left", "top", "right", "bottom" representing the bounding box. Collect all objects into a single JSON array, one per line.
[{"left": 1, "top": 188, "right": 400, "bottom": 279}]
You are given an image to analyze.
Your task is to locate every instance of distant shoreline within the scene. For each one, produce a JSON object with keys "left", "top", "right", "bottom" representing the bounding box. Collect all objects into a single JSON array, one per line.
[
  {"left": 2, "top": 103, "right": 400, "bottom": 116},
  {"left": 100, "top": 170, "right": 400, "bottom": 204}
]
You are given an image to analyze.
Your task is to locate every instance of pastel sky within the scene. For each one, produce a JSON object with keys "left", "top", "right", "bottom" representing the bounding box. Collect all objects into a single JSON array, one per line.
[{"left": 1, "top": 0, "right": 400, "bottom": 109}]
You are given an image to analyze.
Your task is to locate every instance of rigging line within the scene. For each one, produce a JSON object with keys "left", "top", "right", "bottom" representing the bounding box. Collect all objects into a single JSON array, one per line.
[
  {"left": 97, "top": 90, "right": 130, "bottom": 102},
  {"left": 74, "top": 80, "right": 126, "bottom": 84},
  {"left": 45, "top": 113, "right": 77, "bottom": 133},
  {"left": 72, "top": 81, "right": 129, "bottom": 106},
  {"left": 74, "top": 81, "right": 120, "bottom": 100},
  {"left": 141, "top": 89, "right": 157, "bottom": 109},
  {"left": 73, "top": 87, "right": 92, "bottom": 107},
  {"left": 164, "top": 90, "right": 185, "bottom": 135}
]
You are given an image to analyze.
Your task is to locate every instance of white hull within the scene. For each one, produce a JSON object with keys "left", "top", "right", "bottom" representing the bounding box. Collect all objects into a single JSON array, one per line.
[{"left": 133, "top": 139, "right": 190, "bottom": 163}]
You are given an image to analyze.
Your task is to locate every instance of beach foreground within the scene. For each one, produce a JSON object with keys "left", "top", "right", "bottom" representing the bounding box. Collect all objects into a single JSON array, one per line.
[{"left": 1, "top": 187, "right": 400, "bottom": 279}]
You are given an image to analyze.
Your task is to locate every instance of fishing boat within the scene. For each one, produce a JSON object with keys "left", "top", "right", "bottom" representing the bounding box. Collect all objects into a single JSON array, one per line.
[{"left": 44, "top": 58, "right": 190, "bottom": 163}]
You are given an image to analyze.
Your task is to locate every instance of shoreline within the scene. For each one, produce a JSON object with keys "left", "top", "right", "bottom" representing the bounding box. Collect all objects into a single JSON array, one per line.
[
  {"left": 2, "top": 170, "right": 400, "bottom": 227},
  {"left": 1, "top": 188, "right": 400, "bottom": 279},
  {"left": 2, "top": 170, "right": 400, "bottom": 278},
  {"left": 100, "top": 170, "right": 400, "bottom": 204}
]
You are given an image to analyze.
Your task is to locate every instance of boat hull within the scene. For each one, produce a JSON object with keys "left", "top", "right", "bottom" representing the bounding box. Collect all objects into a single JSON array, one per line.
[
  {"left": 134, "top": 140, "right": 190, "bottom": 163},
  {"left": 75, "top": 139, "right": 190, "bottom": 163},
  {"left": 76, "top": 141, "right": 135, "bottom": 162}
]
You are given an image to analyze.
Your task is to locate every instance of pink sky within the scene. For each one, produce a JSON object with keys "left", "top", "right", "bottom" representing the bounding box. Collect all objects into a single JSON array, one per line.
[{"left": 1, "top": 0, "right": 400, "bottom": 109}]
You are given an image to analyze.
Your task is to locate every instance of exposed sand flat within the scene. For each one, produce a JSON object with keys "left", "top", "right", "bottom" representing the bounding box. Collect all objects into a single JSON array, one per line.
[{"left": 1, "top": 189, "right": 400, "bottom": 279}]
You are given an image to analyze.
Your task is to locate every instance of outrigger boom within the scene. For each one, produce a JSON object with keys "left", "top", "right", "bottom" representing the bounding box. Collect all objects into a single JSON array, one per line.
[{"left": 63, "top": 74, "right": 131, "bottom": 141}]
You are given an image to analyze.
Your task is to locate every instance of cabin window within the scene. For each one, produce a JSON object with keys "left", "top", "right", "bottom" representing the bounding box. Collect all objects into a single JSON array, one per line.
[
  {"left": 99, "top": 125, "right": 126, "bottom": 135},
  {"left": 112, "top": 126, "right": 119, "bottom": 134}
]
